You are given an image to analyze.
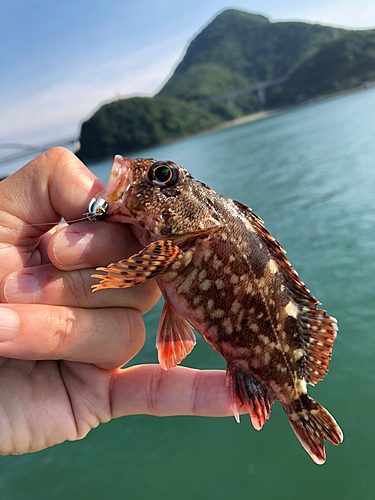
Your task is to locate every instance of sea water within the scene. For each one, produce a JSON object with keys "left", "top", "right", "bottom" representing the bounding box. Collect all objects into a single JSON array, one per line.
[{"left": 1, "top": 88, "right": 375, "bottom": 499}]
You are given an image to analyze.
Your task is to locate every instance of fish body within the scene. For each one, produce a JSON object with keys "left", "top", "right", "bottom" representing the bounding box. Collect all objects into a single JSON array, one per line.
[{"left": 90, "top": 155, "right": 343, "bottom": 464}]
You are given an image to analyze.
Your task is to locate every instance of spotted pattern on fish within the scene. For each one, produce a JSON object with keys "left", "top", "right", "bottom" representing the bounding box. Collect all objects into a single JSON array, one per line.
[{"left": 90, "top": 156, "right": 343, "bottom": 464}]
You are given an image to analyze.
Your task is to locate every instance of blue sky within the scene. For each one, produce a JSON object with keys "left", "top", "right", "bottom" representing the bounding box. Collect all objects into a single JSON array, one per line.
[{"left": 1, "top": 0, "right": 375, "bottom": 146}]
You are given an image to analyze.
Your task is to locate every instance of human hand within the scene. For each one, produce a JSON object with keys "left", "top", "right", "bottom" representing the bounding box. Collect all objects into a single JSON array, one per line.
[{"left": 0, "top": 147, "right": 231, "bottom": 456}]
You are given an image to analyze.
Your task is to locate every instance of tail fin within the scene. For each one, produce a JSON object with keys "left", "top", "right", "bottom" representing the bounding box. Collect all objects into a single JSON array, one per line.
[{"left": 284, "top": 395, "right": 343, "bottom": 465}]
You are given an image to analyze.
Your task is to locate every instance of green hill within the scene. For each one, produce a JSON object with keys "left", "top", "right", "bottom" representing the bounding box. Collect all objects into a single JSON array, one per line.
[
  {"left": 158, "top": 9, "right": 340, "bottom": 101},
  {"left": 78, "top": 97, "right": 220, "bottom": 162},
  {"left": 77, "top": 9, "right": 375, "bottom": 161},
  {"left": 267, "top": 29, "right": 375, "bottom": 105}
]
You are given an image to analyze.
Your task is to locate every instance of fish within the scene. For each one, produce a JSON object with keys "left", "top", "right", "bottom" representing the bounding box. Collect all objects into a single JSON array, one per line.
[{"left": 86, "top": 155, "right": 343, "bottom": 464}]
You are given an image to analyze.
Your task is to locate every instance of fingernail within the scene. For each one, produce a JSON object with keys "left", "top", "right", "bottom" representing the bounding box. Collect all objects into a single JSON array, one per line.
[
  {"left": 0, "top": 307, "right": 19, "bottom": 341},
  {"left": 3, "top": 273, "right": 41, "bottom": 304},
  {"left": 53, "top": 230, "right": 93, "bottom": 268}
]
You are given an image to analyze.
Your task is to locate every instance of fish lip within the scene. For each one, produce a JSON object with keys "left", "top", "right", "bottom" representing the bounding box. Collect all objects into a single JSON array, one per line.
[
  {"left": 106, "top": 155, "right": 133, "bottom": 205},
  {"left": 88, "top": 155, "right": 133, "bottom": 220}
]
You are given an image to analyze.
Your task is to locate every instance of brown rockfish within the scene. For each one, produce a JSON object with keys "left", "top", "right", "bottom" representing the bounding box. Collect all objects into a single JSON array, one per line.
[{"left": 86, "top": 155, "right": 343, "bottom": 464}]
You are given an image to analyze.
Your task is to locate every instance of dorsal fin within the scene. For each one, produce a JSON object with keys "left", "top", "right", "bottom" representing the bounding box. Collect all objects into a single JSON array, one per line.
[
  {"left": 299, "top": 308, "right": 338, "bottom": 385},
  {"left": 234, "top": 200, "right": 338, "bottom": 385},
  {"left": 233, "top": 200, "right": 309, "bottom": 294}
]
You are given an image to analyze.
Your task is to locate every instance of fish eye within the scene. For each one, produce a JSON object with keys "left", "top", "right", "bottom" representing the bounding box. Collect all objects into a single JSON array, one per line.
[{"left": 147, "top": 161, "right": 179, "bottom": 187}]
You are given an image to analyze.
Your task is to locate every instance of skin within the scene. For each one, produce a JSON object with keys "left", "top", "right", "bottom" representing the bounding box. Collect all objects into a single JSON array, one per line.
[{"left": 0, "top": 147, "right": 232, "bottom": 456}]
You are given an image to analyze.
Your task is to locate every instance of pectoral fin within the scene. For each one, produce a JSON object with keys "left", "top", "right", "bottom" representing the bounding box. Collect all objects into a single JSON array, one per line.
[{"left": 92, "top": 240, "right": 189, "bottom": 291}]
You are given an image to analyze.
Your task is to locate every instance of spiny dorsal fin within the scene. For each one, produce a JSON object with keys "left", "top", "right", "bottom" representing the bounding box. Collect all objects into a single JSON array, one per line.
[
  {"left": 234, "top": 200, "right": 338, "bottom": 385},
  {"left": 233, "top": 200, "right": 309, "bottom": 295}
]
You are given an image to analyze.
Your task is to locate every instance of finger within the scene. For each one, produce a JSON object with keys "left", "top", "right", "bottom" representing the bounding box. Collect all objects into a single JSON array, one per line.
[
  {"left": 1, "top": 218, "right": 161, "bottom": 312},
  {"left": 1, "top": 264, "right": 160, "bottom": 314},
  {"left": 39, "top": 224, "right": 67, "bottom": 265},
  {"left": 0, "top": 147, "right": 103, "bottom": 279},
  {"left": 0, "top": 147, "right": 101, "bottom": 229},
  {"left": 110, "top": 365, "right": 233, "bottom": 418},
  {"left": 0, "top": 304, "right": 145, "bottom": 370},
  {"left": 48, "top": 220, "right": 142, "bottom": 271}
]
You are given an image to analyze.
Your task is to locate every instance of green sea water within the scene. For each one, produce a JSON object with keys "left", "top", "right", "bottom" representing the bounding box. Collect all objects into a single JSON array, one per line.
[{"left": 1, "top": 88, "right": 375, "bottom": 499}]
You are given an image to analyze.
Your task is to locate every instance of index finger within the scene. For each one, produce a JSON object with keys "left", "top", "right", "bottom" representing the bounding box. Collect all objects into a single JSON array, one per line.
[
  {"left": 110, "top": 365, "right": 233, "bottom": 418},
  {"left": 0, "top": 147, "right": 103, "bottom": 279}
]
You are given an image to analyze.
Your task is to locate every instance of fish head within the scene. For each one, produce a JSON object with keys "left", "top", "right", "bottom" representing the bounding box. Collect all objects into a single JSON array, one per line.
[{"left": 90, "top": 155, "right": 222, "bottom": 241}]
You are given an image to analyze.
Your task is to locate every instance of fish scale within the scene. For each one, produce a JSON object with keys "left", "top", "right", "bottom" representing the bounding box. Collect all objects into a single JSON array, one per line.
[{"left": 88, "top": 155, "right": 343, "bottom": 464}]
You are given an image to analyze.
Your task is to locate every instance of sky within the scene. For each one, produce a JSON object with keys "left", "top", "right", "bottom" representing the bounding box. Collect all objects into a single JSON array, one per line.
[{"left": 1, "top": 0, "right": 375, "bottom": 149}]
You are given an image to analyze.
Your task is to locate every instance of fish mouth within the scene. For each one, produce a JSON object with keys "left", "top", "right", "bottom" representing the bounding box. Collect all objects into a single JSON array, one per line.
[
  {"left": 105, "top": 155, "right": 133, "bottom": 206},
  {"left": 88, "top": 155, "right": 133, "bottom": 221}
]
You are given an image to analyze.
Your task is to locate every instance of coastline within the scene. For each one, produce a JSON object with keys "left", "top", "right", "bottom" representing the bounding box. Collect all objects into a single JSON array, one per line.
[
  {"left": 195, "top": 80, "right": 375, "bottom": 138},
  {"left": 83, "top": 80, "right": 375, "bottom": 164}
]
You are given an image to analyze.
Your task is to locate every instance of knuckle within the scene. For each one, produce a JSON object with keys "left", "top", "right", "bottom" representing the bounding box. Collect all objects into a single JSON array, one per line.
[
  {"left": 138, "top": 282, "right": 161, "bottom": 314},
  {"left": 121, "top": 309, "right": 145, "bottom": 360},
  {"left": 96, "top": 308, "right": 145, "bottom": 368},
  {"left": 190, "top": 370, "right": 203, "bottom": 415},
  {"left": 43, "top": 147, "right": 75, "bottom": 164},
  {"left": 64, "top": 270, "right": 91, "bottom": 305},
  {"left": 32, "top": 147, "right": 75, "bottom": 174},
  {"left": 146, "top": 367, "right": 164, "bottom": 416}
]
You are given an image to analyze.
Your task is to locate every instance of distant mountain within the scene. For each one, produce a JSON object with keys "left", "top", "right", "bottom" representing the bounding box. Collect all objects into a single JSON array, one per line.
[
  {"left": 77, "top": 9, "right": 375, "bottom": 161},
  {"left": 158, "top": 9, "right": 341, "bottom": 101},
  {"left": 268, "top": 29, "right": 375, "bottom": 105}
]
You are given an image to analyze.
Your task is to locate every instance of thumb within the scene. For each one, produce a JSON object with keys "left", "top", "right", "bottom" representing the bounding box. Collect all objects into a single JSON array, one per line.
[{"left": 0, "top": 147, "right": 104, "bottom": 278}]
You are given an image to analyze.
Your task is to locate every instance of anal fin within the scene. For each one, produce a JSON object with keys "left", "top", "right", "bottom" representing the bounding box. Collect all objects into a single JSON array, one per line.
[
  {"left": 156, "top": 301, "right": 196, "bottom": 370},
  {"left": 226, "top": 363, "right": 275, "bottom": 430}
]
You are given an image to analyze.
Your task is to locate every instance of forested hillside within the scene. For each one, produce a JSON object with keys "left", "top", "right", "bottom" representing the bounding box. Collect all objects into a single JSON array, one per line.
[
  {"left": 78, "top": 9, "right": 375, "bottom": 161},
  {"left": 78, "top": 97, "right": 220, "bottom": 162},
  {"left": 158, "top": 10, "right": 340, "bottom": 101}
]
